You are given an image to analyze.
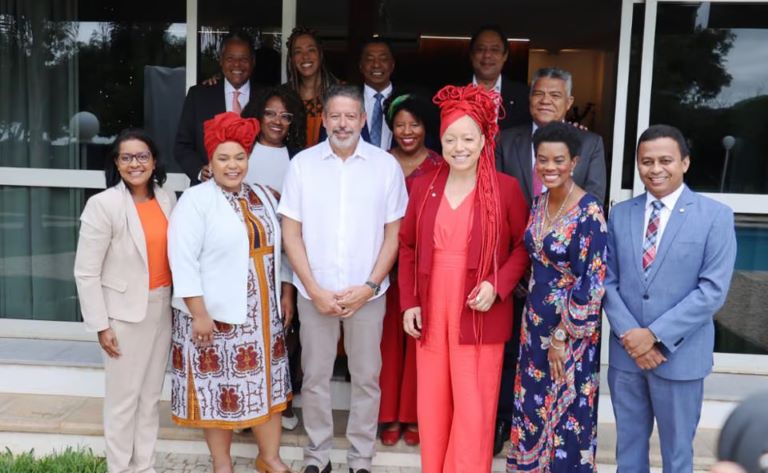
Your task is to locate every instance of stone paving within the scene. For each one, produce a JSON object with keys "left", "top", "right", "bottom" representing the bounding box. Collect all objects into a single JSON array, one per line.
[{"left": 154, "top": 452, "right": 423, "bottom": 472}]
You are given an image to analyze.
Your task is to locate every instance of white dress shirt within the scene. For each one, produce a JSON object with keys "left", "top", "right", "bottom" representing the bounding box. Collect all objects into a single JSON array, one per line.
[
  {"left": 246, "top": 142, "right": 291, "bottom": 193},
  {"left": 224, "top": 79, "right": 250, "bottom": 112},
  {"left": 278, "top": 139, "right": 408, "bottom": 299},
  {"left": 364, "top": 83, "right": 393, "bottom": 150},
  {"left": 472, "top": 74, "right": 502, "bottom": 94},
  {"left": 642, "top": 183, "right": 685, "bottom": 246}
]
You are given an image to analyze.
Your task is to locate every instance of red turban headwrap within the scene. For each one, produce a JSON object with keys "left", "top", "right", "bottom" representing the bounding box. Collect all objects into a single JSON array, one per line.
[
  {"left": 203, "top": 112, "right": 260, "bottom": 160},
  {"left": 433, "top": 85, "right": 502, "bottom": 298}
]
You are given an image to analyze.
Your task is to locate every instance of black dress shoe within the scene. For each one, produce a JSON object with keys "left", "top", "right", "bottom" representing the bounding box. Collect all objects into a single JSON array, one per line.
[
  {"left": 493, "top": 418, "right": 511, "bottom": 456},
  {"left": 349, "top": 469, "right": 370, "bottom": 473},
  {"left": 304, "top": 462, "right": 332, "bottom": 473}
]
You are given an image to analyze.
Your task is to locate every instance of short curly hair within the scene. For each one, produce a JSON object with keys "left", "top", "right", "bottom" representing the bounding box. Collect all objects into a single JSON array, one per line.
[
  {"left": 532, "top": 121, "right": 582, "bottom": 159},
  {"left": 384, "top": 93, "right": 439, "bottom": 144},
  {"left": 242, "top": 86, "right": 307, "bottom": 151}
]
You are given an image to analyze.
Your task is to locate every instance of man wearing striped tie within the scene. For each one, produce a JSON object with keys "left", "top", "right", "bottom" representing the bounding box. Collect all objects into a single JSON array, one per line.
[{"left": 604, "top": 124, "right": 738, "bottom": 473}]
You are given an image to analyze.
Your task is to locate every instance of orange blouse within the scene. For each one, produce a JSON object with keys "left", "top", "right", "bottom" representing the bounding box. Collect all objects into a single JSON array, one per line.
[{"left": 135, "top": 198, "right": 172, "bottom": 289}]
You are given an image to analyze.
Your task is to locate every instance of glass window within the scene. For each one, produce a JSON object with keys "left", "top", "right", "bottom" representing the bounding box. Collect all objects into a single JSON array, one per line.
[
  {"left": 197, "top": 0, "right": 283, "bottom": 87},
  {"left": 650, "top": 2, "right": 768, "bottom": 194},
  {"left": 715, "top": 219, "right": 768, "bottom": 354},
  {"left": 0, "top": 186, "right": 99, "bottom": 321},
  {"left": 0, "top": 0, "right": 187, "bottom": 171}
]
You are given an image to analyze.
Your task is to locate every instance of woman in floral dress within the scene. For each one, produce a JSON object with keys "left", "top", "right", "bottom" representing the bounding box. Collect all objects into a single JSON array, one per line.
[{"left": 507, "top": 122, "right": 607, "bottom": 473}]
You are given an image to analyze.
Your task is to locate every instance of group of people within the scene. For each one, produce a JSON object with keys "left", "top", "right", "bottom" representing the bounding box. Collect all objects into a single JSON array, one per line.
[{"left": 73, "top": 22, "right": 738, "bottom": 473}]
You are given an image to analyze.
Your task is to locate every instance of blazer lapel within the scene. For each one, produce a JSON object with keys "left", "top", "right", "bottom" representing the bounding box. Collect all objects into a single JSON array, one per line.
[
  {"left": 154, "top": 186, "right": 173, "bottom": 219},
  {"left": 121, "top": 183, "right": 148, "bottom": 270},
  {"left": 629, "top": 195, "right": 646, "bottom": 283},
  {"left": 645, "top": 187, "right": 694, "bottom": 286},
  {"left": 514, "top": 131, "right": 534, "bottom": 200},
  {"left": 417, "top": 167, "right": 447, "bottom": 274}
]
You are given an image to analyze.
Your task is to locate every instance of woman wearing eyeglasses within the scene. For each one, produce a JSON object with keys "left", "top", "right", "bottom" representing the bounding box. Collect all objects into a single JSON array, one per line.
[
  {"left": 74, "top": 129, "right": 176, "bottom": 473},
  {"left": 241, "top": 86, "right": 306, "bottom": 432}
]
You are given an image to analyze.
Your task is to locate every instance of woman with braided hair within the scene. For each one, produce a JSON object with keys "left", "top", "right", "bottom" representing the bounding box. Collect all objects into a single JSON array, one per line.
[
  {"left": 282, "top": 26, "right": 338, "bottom": 147},
  {"left": 398, "top": 84, "right": 529, "bottom": 472}
]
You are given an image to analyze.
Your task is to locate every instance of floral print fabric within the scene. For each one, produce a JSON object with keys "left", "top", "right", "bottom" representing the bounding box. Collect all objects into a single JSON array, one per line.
[{"left": 507, "top": 193, "right": 607, "bottom": 472}]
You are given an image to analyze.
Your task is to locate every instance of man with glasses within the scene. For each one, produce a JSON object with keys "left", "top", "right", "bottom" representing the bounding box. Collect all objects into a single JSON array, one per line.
[
  {"left": 469, "top": 24, "right": 531, "bottom": 130},
  {"left": 174, "top": 30, "right": 259, "bottom": 184}
]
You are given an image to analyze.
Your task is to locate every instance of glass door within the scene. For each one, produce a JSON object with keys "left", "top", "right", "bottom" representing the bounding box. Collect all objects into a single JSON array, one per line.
[{"left": 612, "top": 0, "right": 768, "bottom": 369}]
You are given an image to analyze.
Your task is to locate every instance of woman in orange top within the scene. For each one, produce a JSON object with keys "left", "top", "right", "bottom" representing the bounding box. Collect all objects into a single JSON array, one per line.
[
  {"left": 74, "top": 129, "right": 176, "bottom": 473},
  {"left": 398, "top": 85, "right": 529, "bottom": 472},
  {"left": 282, "top": 26, "right": 338, "bottom": 147}
]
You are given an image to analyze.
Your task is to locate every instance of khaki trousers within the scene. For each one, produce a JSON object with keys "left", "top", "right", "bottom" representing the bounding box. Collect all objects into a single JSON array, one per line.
[
  {"left": 103, "top": 286, "right": 172, "bottom": 473},
  {"left": 298, "top": 295, "right": 386, "bottom": 471}
]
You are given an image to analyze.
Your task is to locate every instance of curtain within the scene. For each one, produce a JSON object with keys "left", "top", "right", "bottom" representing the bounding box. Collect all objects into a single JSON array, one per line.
[{"left": 0, "top": 0, "right": 81, "bottom": 321}]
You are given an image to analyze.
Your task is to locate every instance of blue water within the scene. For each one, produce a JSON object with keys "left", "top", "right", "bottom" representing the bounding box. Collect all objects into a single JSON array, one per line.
[{"left": 735, "top": 226, "right": 768, "bottom": 271}]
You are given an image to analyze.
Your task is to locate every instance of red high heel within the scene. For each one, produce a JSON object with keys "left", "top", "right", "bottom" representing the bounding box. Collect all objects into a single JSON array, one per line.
[
  {"left": 403, "top": 425, "right": 420, "bottom": 446},
  {"left": 380, "top": 425, "right": 402, "bottom": 446}
]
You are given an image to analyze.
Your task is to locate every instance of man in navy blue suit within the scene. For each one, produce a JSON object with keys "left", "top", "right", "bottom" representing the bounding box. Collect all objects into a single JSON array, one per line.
[{"left": 605, "top": 124, "right": 737, "bottom": 473}]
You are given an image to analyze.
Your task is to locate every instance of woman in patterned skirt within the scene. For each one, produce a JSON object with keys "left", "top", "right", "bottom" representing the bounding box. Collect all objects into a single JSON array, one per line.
[
  {"left": 168, "top": 112, "right": 292, "bottom": 473},
  {"left": 507, "top": 121, "right": 607, "bottom": 473}
]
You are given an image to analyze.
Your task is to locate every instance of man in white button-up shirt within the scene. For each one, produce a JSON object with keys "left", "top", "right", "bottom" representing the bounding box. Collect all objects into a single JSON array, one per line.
[{"left": 279, "top": 84, "right": 408, "bottom": 473}]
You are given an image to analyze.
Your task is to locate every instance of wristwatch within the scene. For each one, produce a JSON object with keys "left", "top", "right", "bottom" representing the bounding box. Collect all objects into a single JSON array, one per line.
[
  {"left": 553, "top": 327, "right": 567, "bottom": 342},
  {"left": 365, "top": 280, "right": 381, "bottom": 296}
]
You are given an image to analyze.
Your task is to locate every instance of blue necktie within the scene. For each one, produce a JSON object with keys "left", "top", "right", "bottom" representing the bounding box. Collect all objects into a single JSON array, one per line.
[{"left": 370, "top": 92, "right": 383, "bottom": 148}]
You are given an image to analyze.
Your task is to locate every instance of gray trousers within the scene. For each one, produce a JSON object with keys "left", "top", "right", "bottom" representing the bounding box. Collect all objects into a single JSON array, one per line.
[{"left": 298, "top": 294, "right": 386, "bottom": 471}]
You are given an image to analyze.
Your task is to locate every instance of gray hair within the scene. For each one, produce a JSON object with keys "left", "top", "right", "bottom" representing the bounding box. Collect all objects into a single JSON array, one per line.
[
  {"left": 530, "top": 67, "right": 573, "bottom": 97},
  {"left": 322, "top": 84, "right": 365, "bottom": 114}
]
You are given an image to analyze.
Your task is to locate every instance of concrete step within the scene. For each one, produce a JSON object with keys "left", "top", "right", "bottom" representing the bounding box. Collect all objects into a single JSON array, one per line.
[
  {"left": 3, "top": 337, "right": 766, "bottom": 470},
  {"left": 0, "top": 392, "right": 720, "bottom": 471}
]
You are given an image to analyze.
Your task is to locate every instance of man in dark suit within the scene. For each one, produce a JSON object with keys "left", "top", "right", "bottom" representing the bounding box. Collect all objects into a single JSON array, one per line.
[
  {"left": 492, "top": 66, "right": 607, "bottom": 456},
  {"left": 174, "top": 30, "right": 259, "bottom": 183},
  {"left": 469, "top": 25, "right": 530, "bottom": 130},
  {"left": 496, "top": 67, "right": 606, "bottom": 205},
  {"left": 358, "top": 37, "right": 396, "bottom": 150}
]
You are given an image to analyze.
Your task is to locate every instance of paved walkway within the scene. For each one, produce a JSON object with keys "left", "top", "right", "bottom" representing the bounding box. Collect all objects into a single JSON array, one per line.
[{"left": 155, "top": 453, "right": 422, "bottom": 472}]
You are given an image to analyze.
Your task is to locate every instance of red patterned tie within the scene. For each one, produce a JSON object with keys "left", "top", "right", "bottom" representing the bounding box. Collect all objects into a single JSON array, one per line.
[{"left": 642, "top": 200, "right": 664, "bottom": 275}]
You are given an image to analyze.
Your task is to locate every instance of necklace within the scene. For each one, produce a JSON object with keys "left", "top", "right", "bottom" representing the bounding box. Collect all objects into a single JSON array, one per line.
[{"left": 534, "top": 181, "right": 575, "bottom": 252}]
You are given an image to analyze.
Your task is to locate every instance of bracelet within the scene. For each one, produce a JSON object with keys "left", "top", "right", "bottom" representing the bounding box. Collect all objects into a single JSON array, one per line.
[{"left": 550, "top": 340, "right": 566, "bottom": 351}]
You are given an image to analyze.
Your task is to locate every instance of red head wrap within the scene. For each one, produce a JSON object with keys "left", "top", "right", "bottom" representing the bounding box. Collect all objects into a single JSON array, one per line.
[
  {"left": 203, "top": 112, "right": 260, "bottom": 160},
  {"left": 433, "top": 85, "right": 502, "bottom": 294}
]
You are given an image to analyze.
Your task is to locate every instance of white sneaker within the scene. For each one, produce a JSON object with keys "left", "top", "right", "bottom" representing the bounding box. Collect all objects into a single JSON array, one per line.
[{"left": 282, "top": 414, "right": 299, "bottom": 430}]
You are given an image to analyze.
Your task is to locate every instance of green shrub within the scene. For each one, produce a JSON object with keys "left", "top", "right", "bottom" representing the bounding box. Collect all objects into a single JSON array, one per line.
[{"left": 0, "top": 447, "right": 107, "bottom": 473}]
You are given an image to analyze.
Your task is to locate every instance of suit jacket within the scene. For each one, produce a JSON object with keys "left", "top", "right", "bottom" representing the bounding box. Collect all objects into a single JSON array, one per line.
[
  {"left": 74, "top": 182, "right": 176, "bottom": 332},
  {"left": 174, "top": 81, "right": 260, "bottom": 183},
  {"left": 398, "top": 164, "right": 530, "bottom": 344},
  {"left": 604, "top": 186, "right": 737, "bottom": 380},
  {"left": 498, "top": 76, "right": 531, "bottom": 130},
  {"left": 168, "top": 180, "right": 286, "bottom": 325},
  {"left": 359, "top": 82, "right": 398, "bottom": 149},
  {"left": 495, "top": 123, "right": 607, "bottom": 206}
]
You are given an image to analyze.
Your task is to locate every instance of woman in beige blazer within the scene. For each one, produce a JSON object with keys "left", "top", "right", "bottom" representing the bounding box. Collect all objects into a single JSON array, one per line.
[{"left": 74, "top": 128, "right": 176, "bottom": 473}]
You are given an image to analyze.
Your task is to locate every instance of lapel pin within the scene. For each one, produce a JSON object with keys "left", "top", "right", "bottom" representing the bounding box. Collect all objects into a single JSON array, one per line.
[{"left": 679, "top": 208, "right": 685, "bottom": 213}]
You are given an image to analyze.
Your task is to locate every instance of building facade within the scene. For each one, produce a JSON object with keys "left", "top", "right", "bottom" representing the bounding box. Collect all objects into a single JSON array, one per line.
[{"left": 1, "top": 0, "right": 766, "bottom": 374}]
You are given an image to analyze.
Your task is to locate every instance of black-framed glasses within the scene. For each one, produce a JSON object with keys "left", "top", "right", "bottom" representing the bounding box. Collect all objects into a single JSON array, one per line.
[
  {"left": 263, "top": 109, "right": 294, "bottom": 124},
  {"left": 117, "top": 151, "right": 152, "bottom": 164}
]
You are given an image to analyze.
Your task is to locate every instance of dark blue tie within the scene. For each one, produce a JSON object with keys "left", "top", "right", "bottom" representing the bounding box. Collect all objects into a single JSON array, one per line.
[{"left": 370, "top": 92, "right": 383, "bottom": 147}]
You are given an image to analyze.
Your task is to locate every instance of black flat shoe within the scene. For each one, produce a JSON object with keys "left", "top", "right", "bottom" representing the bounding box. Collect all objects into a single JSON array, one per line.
[
  {"left": 493, "top": 418, "right": 511, "bottom": 456},
  {"left": 304, "top": 462, "right": 331, "bottom": 473}
]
